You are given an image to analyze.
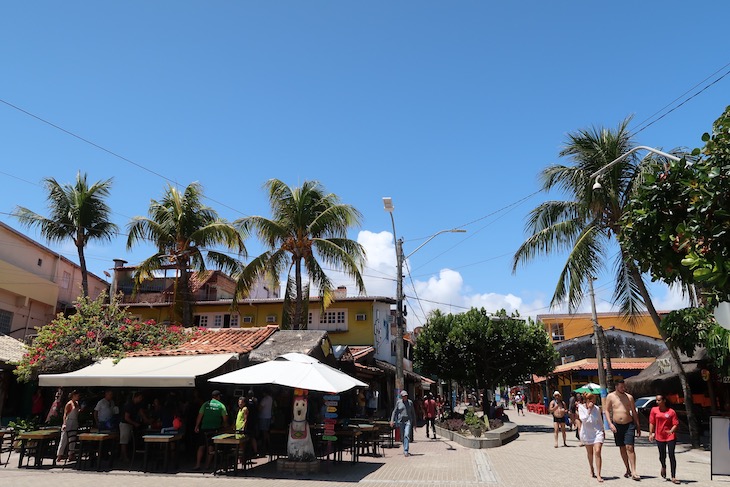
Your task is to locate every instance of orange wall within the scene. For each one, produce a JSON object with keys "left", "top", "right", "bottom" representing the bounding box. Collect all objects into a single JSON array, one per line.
[{"left": 538, "top": 312, "right": 662, "bottom": 341}]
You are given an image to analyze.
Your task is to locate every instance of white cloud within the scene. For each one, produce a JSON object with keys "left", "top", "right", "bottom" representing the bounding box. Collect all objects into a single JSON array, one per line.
[{"left": 324, "top": 230, "right": 691, "bottom": 329}]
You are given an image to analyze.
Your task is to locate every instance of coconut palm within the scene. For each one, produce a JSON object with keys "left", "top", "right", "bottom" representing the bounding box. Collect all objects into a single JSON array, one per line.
[
  {"left": 235, "top": 179, "right": 366, "bottom": 330},
  {"left": 127, "top": 182, "right": 245, "bottom": 326},
  {"left": 15, "top": 172, "right": 118, "bottom": 297},
  {"left": 512, "top": 118, "right": 700, "bottom": 446}
]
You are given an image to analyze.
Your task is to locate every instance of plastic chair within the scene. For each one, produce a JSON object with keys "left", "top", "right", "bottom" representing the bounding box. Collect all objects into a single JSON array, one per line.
[{"left": 1, "top": 430, "right": 17, "bottom": 467}]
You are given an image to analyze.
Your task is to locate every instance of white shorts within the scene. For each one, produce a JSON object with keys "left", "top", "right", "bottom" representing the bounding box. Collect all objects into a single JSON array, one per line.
[{"left": 119, "top": 422, "right": 133, "bottom": 444}]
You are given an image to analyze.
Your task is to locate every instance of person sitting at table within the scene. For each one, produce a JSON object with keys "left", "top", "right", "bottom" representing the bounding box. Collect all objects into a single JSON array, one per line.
[
  {"left": 93, "top": 390, "right": 116, "bottom": 431},
  {"left": 56, "top": 390, "right": 80, "bottom": 461},
  {"left": 119, "top": 391, "right": 149, "bottom": 462},
  {"left": 194, "top": 390, "right": 228, "bottom": 471}
]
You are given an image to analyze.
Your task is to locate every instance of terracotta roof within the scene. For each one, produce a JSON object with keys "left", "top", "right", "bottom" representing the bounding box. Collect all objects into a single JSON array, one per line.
[
  {"left": 553, "top": 358, "right": 655, "bottom": 374},
  {"left": 247, "top": 330, "right": 330, "bottom": 364},
  {"left": 374, "top": 359, "right": 435, "bottom": 383},
  {"left": 0, "top": 334, "right": 26, "bottom": 364},
  {"left": 354, "top": 362, "right": 381, "bottom": 373},
  {"left": 129, "top": 326, "right": 277, "bottom": 357},
  {"left": 349, "top": 346, "right": 374, "bottom": 361}
]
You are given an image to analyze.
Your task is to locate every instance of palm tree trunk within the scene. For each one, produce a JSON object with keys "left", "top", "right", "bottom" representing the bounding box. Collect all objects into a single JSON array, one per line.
[
  {"left": 597, "top": 327, "right": 614, "bottom": 392},
  {"left": 76, "top": 238, "right": 89, "bottom": 297},
  {"left": 629, "top": 264, "right": 701, "bottom": 447},
  {"left": 178, "top": 262, "right": 193, "bottom": 327},
  {"left": 293, "top": 258, "right": 303, "bottom": 330}
]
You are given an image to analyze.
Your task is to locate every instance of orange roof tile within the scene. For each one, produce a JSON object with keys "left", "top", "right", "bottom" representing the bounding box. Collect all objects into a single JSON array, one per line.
[
  {"left": 129, "top": 325, "right": 278, "bottom": 357},
  {"left": 553, "top": 358, "right": 655, "bottom": 374},
  {"left": 349, "top": 346, "right": 374, "bottom": 361}
]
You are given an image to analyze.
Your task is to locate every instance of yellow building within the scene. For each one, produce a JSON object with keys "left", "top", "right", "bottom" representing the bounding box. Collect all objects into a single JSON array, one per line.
[{"left": 538, "top": 312, "right": 662, "bottom": 342}]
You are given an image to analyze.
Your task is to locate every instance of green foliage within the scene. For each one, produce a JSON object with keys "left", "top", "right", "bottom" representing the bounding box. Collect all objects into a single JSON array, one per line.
[
  {"left": 235, "top": 179, "right": 366, "bottom": 329},
  {"left": 620, "top": 105, "right": 730, "bottom": 304},
  {"left": 7, "top": 417, "right": 39, "bottom": 433},
  {"left": 14, "top": 292, "right": 192, "bottom": 382},
  {"left": 414, "top": 308, "right": 558, "bottom": 389},
  {"left": 661, "top": 307, "right": 730, "bottom": 375}
]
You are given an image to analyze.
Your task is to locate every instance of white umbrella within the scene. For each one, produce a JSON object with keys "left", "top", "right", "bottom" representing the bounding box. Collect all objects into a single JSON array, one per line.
[{"left": 208, "top": 353, "right": 368, "bottom": 393}]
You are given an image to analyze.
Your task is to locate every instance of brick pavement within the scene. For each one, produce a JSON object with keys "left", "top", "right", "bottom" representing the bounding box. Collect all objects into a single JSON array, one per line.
[{"left": 0, "top": 411, "right": 723, "bottom": 487}]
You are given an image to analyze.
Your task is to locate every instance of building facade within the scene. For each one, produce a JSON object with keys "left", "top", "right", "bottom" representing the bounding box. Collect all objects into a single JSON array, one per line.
[{"left": 0, "top": 222, "right": 108, "bottom": 341}]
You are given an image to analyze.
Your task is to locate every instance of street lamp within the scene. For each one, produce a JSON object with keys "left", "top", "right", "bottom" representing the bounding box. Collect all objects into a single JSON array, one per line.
[
  {"left": 589, "top": 145, "right": 681, "bottom": 190},
  {"left": 383, "top": 196, "right": 465, "bottom": 399}
]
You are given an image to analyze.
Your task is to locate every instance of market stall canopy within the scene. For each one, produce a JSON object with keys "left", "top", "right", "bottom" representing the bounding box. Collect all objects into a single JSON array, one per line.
[
  {"left": 209, "top": 352, "right": 368, "bottom": 393},
  {"left": 39, "top": 353, "right": 237, "bottom": 388},
  {"left": 574, "top": 382, "right": 601, "bottom": 393}
]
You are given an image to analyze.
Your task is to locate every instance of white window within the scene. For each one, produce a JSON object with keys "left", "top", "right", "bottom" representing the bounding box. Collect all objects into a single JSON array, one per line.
[
  {"left": 213, "top": 315, "right": 223, "bottom": 328},
  {"left": 242, "top": 316, "right": 253, "bottom": 324},
  {"left": 61, "top": 271, "right": 71, "bottom": 289},
  {"left": 266, "top": 315, "right": 276, "bottom": 323},
  {"left": 309, "top": 309, "right": 347, "bottom": 331},
  {"left": 355, "top": 313, "right": 366, "bottom": 321},
  {"left": 230, "top": 314, "right": 239, "bottom": 328},
  {"left": 308, "top": 312, "right": 313, "bottom": 326},
  {"left": 551, "top": 323, "right": 565, "bottom": 341},
  {"left": 198, "top": 315, "right": 209, "bottom": 327}
]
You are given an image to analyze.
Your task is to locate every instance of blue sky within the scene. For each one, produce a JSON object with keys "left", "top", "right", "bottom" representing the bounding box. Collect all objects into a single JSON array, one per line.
[{"left": 1, "top": 2, "right": 728, "bottom": 328}]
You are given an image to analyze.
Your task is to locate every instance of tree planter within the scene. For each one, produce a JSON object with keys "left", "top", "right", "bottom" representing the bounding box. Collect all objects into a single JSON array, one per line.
[
  {"left": 276, "top": 459, "right": 320, "bottom": 474},
  {"left": 435, "top": 421, "right": 518, "bottom": 449}
]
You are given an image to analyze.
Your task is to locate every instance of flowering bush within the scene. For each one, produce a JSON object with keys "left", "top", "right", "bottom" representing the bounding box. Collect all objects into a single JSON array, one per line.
[{"left": 15, "top": 292, "right": 192, "bottom": 382}]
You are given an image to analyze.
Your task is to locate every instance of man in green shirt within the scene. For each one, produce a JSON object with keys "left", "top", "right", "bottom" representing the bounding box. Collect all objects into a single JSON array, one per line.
[{"left": 194, "top": 390, "right": 228, "bottom": 470}]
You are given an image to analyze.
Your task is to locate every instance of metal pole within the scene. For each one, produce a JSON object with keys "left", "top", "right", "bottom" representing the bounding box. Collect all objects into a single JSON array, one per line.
[
  {"left": 395, "top": 237, "right": 405, "bottom": 397},
  {"left": 589, "top": 278, "right": 608, "bottom": 400}
]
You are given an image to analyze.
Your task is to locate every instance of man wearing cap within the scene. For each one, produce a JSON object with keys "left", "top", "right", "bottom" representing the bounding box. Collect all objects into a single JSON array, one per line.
[
  {"left": 194, "top": 390, "right": 228, "bottom": 470},
  {"left": 549, "top": 391, "right": 568, "bottom": 447},
  {"left": 390, "top": 390, "right": 418, "bottom": 457}
]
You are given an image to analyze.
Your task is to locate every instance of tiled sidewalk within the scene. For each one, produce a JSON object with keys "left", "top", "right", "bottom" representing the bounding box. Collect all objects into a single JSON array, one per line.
[{"left": 0, "top": 410, "right": 722, "bottom": 487}]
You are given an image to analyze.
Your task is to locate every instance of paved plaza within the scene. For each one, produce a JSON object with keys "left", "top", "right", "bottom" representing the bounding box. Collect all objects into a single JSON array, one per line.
[{"left": 1, "top": 410, "right": 724, "bottom": 487}]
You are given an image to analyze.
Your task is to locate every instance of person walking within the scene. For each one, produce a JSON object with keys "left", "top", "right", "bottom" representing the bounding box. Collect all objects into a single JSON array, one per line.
[
  {"left": 572, "top": 392, "right": 585, "bottom": 445},
  {"left": 390, "top": 390, "right": 417, "bottom": 457},
  {"left": 56, "top": 390, "right": 80, "bottom": 461},
  {"left": 423, "top": 393, "right": 438, "bottom": 439},
  {"left": 648, "top": 395, "right": 680, "bottom": 484},
  {"left": 576, "top": 393, "right": 605, "bottom": 483},
  {"left": 515, "top": 392, "right": 526, "bottom": 416},
  {"left": 549, "top": 391, "right": 568, "bottom": 447},
  {"left": 194, "top": 390, "right": 228, "bottom": 470},
  {"left": 604, "top": 379, "right": 641, "bottom": 480}
]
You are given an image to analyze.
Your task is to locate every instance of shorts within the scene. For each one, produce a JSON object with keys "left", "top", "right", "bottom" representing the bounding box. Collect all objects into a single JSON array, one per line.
[
  {"left": 613, "top": 422, "right": 636, "bottom": 446},
  {"left": 198, "top": 429, "right": 219, "bottom": 451},
  {"left": 553, "top": 415, "right": 566, "bottom": 423},
  {"left": 119, "top": 422, "right": 133, "bottom": 444},
  {"left": 516, "top": 404, "right": 523, "bottom": 410}
]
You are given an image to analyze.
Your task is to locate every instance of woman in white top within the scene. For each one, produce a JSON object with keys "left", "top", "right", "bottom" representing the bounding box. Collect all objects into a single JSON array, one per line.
[{"left": 576, "top": 392, "right": 605, "bottom": 483}]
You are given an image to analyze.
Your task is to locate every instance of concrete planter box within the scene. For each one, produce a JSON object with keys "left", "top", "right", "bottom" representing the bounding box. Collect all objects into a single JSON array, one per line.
[
  {"left": 434, "top": 421, "right": 518, "bottom": 449},
  {"left": 276, "top": 459, "right": 320, "bottom": 474}
]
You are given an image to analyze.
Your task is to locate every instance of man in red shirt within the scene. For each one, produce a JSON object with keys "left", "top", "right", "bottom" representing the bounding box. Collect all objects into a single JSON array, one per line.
[
  {"left": 648, "top": 395, "right": 680, "bottom": 484},
  {"left": 423, "top": 393, "right": 438, "bottom": 439}
]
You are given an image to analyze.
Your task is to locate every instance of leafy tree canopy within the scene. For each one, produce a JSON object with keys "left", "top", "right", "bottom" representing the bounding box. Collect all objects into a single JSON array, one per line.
[
  {"left": 620, "top": 105, "right": 730, "bottom": 304},
  {"left": 661, "top": 307, "right": 730, "bottom": 376},
  {"left": 414, "top": 308, "right": 558, "bottom": 389},
  {"left": 15, "top": 293, "right": 193, "bottom": 382}
]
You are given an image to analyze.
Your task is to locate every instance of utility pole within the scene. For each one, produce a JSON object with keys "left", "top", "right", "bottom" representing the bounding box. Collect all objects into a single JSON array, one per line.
[
  {"left": 394, "top": 237, "right": 405, "bottom": 396},
  {"left": 589, "top": 278, "right": 608, "bottom": 400}
]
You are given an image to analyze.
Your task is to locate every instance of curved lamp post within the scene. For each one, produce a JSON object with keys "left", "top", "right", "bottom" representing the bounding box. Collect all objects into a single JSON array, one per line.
[{"left": 382, "top": 197, "right": 465, "bottom": 398}]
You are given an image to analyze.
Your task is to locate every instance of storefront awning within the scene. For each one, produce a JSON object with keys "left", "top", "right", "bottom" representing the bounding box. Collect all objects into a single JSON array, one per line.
[{"left": 39, "top": 353, "right": 237, "bottom": 388}]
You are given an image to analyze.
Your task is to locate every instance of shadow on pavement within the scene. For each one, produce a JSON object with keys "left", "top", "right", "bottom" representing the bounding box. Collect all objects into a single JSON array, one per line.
[
  {"left": 517, "top": 425, "right": 554, "bottom": 434},
  {"left": 241, "top": 459, "right": 384, "bottom": 482}
]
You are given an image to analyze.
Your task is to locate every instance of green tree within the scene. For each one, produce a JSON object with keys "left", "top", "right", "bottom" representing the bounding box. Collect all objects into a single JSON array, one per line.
[
  {"left": 512, "top": 118, "right": 702, "bottom": 446},
  {"left": 14, "top": 292, "right": 191, "bottom": 382},
  {"left": 15, "top": 172, "right": 118, "bottom": 297},
  {"left": 415, "top": 308, "right": 557, "bottom": 390},
  {"left": 235, "top": 179, "right": 366, "bottom": 329},
  {"left": 127, "top": 182, "right": 245, "bottom": 326},
  {"left": 620, "top": 105, "right": 730, "bottom": 304}
]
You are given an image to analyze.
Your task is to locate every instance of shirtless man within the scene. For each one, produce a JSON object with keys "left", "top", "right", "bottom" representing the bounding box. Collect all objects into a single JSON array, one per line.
[{"left": 604, "top": 379, "right": 641, "bottom": 480}]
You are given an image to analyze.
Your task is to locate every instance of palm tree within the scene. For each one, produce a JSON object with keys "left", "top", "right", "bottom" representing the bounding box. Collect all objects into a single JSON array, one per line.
[
  {"left": 15, "top": 172, "right": 118, "bottom": 297},
  {"left": 512, "top": 118, "right": 701, "bottom": 446},
  {"left": 126, "top": 182, "right": 245, "bottom": 326},
  {"left": 235, "top": 179, "right": 366, "bottom": 329}
]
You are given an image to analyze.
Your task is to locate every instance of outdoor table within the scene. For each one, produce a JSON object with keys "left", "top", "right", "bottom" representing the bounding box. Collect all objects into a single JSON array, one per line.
[
  {"left": 17, "top": 429, "right": 61, "bottom": 468},
  {"left": 351, "top": 424, "right": 379, "bottom": 457},
  {"left": 212, "top": 433, "right": 249, "bottom": 476},
  {"left": 142, "top": 432, "right": 183, "bottom": 473},
  {"left": 335, "top": 429, "right": 361, "bottom": 463},
  {"left": 77, "top": 431, "right": 118, "bottom": 471}
]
